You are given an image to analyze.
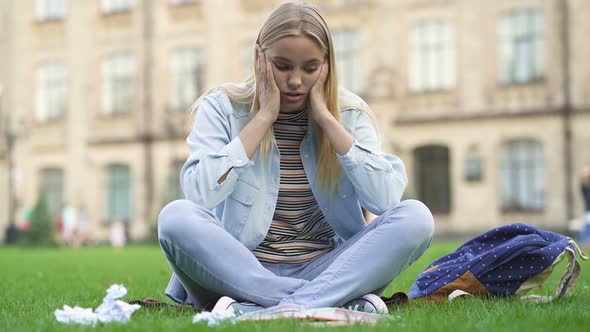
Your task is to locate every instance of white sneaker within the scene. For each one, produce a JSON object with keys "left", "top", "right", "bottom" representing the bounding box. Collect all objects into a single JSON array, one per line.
[
  {"left": 342, "top": 294, "right": 389, "bottom": 314},
  {"left": 211, "top": 296, "right": 264, "bottom": 316}
]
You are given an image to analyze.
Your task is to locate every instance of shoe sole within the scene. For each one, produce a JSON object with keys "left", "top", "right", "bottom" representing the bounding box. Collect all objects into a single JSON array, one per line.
[
  {"left": 360, "top": 294, "right": 389, "bottom": 315},
  {"left": 211, "top": 296, "right": 237, "bottom": 314}
]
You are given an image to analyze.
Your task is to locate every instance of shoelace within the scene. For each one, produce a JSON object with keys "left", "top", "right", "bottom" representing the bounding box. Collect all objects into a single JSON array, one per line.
[{"left": 345, "top": 304, "right": 363, "bottom": 312}]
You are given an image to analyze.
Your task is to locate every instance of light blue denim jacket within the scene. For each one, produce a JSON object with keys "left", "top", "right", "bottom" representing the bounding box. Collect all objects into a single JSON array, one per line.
[
  {"left": 165, "top": 89, "right": 408, "bottom": 303},
  {"left": 181, "top": 89, "right": 407, "bottom": 248}
]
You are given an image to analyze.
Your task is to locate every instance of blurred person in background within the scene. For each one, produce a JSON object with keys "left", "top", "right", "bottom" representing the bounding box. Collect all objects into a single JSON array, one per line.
[
  {"left": 61, "top": 202, "right": 77, "bottom": 246},
  {"left": 109, "top": 218, "right": 126, "bottom": 249},
  {"left": 19, "top": 206, "right": 33, "bottom": 232},
  {"left": 157, "top": 1, "right": 434, "bottom": 315},
  {"left": 580, "top": 165, "right": 590, "bottom": 246},
  {"left": 4, "top": 222, "right": 19, "bottom": 244},
  {"left": 74, "top": 204, "right": 92, "bottom": 246}
]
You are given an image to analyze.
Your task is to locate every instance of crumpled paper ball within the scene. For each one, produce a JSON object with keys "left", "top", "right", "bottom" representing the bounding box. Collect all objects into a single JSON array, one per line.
[{"left": 55, "top": 284, "right": 141, "bottom": 326}]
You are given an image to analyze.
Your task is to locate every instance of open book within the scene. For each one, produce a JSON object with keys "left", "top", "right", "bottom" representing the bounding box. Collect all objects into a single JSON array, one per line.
[{"left": 237, "top": 306, "right": 387, "bottom": 324}]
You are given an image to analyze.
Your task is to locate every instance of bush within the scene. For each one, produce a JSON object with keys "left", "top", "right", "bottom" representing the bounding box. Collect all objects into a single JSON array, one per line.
[{"left": 19, "top": 193, "right": 56, "bottom": 246}]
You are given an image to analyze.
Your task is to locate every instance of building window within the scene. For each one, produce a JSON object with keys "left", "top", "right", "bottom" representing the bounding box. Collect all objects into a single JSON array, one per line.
[
  {"left": 101, "top": 0, "right": 134, "bottom": 14},
  {"left": 169, "top": 48, "right": 203, "bottom": 113},
  {"left": 164, "top": 159, "right": 185, "bottom": 203},
  {"left": 332, "top": 30, "right": 361, "bottom": 93},
  {"left": 464, "top": 144, "right": 483, "bottom": 182},
  {"left": 36, "top": 0, "right": 67, "bottom": 21},
  {"left": 413, "top": 145, "right": 451, "bottom": 213},
  {"left": 105, "top": 164, "right": 132, "bottom": 223},
  {"left": 409, "top": 21, "right": 455, "bottom": 92},
  {"left": 499, "top": 10, "right": 545, "bottom": 84},
  {"left": 169, "top": 0, "right": 197, "bottom": 5},
  {"left": 39, "top": 168, "right": 63, "bottom": 217},
  {"left": 36, "top": 62, "right": 67, "bottom": 123},
  {"left": 101, "top": 54, "right": 136, "bottom": 115},
  {"left": 500, "top": 139, "right": 545, "bottom": 211}
]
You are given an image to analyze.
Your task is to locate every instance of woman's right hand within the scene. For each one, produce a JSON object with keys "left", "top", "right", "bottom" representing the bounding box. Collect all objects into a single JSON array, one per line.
[{"left": 255, "top": 45, "right": 280, "bottom": 123}]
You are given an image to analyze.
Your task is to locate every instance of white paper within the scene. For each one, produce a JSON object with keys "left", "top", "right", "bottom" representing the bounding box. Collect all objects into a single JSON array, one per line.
[
  {"left": 54, "top": 305, "right": 98, "bottom": 325},
  {"left": 55, "top": 284, "right": 141, "bottom": 326}
]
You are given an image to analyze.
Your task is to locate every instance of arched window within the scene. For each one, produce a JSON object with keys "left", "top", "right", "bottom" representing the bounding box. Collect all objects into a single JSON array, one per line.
[
  {"left": 413, "top": 145, "right": 451, "bottom": 213},
  {"left": 500, "top": 139, "right": 544, "bottom": 211}
]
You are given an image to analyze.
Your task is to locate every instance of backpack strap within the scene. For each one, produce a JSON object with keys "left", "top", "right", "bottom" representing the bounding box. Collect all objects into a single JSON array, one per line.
[
  {"left": 380, "top": 292, "right": 409, "bottom": 307},
  {"left": 446, "top": 239, "right": 588, "bottom": 303},
  {"left": 448, "top": 290, "right": 474, "bottom": 301},
  {"left": 557, "top": 240, "right": 588, "bottom": 297},
  {"left": 519, "top": 239, "right": 588, "bottom": 303}
]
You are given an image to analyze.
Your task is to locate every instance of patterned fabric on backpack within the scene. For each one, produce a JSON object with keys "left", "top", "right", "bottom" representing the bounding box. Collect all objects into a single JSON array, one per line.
[{"left": 409, "top": 223, "right": 588, "bottom": 302}]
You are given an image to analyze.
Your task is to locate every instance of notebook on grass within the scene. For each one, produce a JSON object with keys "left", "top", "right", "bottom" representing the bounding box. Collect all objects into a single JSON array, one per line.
[{"left": 238, "top": 307, "right": 386, "bottom": 324}]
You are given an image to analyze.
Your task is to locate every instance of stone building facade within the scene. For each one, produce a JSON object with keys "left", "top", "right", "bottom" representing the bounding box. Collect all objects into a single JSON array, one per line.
[{"left": 0, "top": 0, "right": 589, "bottom": 242}]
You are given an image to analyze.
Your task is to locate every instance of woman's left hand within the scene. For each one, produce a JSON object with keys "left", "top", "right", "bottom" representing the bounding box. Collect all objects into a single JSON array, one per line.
[{"left": 308, "top": 62, "right": 332, "bottom": 126}]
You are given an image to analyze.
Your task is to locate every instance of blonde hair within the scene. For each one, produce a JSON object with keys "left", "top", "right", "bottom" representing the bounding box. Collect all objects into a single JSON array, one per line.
[{"left": 191, "top": 1, "right": 373, "bottom": 194}]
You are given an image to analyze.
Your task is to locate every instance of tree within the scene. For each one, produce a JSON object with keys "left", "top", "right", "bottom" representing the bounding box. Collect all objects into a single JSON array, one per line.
[{"left": 20, "top": 193, "right": 55, "bottom": 246}]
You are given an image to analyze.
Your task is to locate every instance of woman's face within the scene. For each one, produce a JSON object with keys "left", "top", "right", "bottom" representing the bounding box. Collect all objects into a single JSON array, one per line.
[{"left": 265, "top": 35, "right": 325, "bottom": 113}]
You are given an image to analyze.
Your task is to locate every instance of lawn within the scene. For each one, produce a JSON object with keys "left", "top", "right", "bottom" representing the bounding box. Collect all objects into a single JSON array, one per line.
[{"left": 1, "top": 242, "right": 589, "bottom": 331}]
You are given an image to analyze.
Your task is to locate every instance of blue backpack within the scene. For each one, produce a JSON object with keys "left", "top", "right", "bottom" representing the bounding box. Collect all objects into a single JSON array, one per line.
[{"left": 409, "top": 223, "right": 588, "bottom": 302}]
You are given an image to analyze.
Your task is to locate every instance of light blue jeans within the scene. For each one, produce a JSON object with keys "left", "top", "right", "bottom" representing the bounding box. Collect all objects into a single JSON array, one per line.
[{"left": 158, "top": 199, "right": 434, "bottom": 310}]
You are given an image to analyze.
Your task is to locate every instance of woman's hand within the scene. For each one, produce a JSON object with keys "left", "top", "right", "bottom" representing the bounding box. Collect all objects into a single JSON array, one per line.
[
  {"left": 255, "top": 45, "right": 280, "bottom": 123},
  {"left": 308, "top": 61, "right": 354, "bottom": 156},
  {"left": 308, "top": 62, "right": 332, "bottom": 126},
  {"left": 235, "top": 46, "right": 280, "bottom": 162}
]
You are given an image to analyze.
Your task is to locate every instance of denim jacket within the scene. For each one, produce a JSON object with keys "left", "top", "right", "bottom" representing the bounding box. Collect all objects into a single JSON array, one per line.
[{"left": 166, "top": 89, "right": 408, "bottom": 304}]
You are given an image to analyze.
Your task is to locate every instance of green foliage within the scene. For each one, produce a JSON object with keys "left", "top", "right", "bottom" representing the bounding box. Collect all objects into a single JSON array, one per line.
[{"left": 19, "top": 193, "right": 56, "bottom": 246}]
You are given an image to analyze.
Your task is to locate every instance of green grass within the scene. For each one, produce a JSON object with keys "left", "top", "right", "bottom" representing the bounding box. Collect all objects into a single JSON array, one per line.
[{"left": 1, "top": 242, "right": 589, "bottom": 331}]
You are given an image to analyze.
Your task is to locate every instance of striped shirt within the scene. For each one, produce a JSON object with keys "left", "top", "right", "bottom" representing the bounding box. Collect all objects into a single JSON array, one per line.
[{"left": 253, "top": 109, "right": 336, "bottom": 263}]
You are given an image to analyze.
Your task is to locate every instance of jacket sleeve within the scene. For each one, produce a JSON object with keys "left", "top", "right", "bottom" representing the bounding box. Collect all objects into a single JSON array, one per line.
[
  {"left": 180, "top": 94, "right": 253, "bottom": 209},
  {"left": 337, "top": 108, "right": 408, "bottom": 215}
]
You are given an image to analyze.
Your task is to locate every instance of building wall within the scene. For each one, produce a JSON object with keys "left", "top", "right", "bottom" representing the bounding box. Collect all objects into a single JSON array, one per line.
[
  {"left": 396, "top": 115, "right": 573, "bottom": 232},
  {"left": 1, "top": 0, "right": 589, "bottom": 242},
  {"left": 390, "top": 0, "right": 590, "bottom": 234}
]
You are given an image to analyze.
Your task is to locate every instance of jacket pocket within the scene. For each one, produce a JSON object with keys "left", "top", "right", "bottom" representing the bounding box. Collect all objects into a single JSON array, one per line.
[
  {"left": 224, "top": 180, "right": 258, "bottom": 237},
  {"left": 362, "top": 156, "right": 393, "bottom": 173},
  {"left": 337, "top": 179, "right": 355, "bottom": 199}
]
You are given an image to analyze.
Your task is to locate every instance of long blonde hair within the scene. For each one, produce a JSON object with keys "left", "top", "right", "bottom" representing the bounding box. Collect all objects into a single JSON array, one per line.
[{"left": 192, "top": 1, "right": 367, "bottom": 194}]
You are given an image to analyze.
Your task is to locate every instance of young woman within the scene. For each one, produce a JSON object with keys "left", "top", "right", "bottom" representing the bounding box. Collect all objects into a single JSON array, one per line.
[{"left": 158, "top": 1, "right": 434, "bottom": 315}]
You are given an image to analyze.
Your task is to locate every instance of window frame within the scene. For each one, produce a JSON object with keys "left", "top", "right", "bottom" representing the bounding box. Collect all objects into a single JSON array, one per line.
[
  {"left": 104, "top": 164, "right": 132, "bottom": 223},
  {"left": 498, "top": 9, "right": 546, "bottom": 85},
  {"left": 168, "top": 47, "right": 204, "bottom": 113},
  {"left": 165, "top": 159, "right": 186, "bottom": 203},
  {"left": 332, "top": 29, "right": 361, "bottom": 94},
  {"left": 169, "top": 0, "right": 198, "bottom": 5},
  {"left": 36, "top": 0, "right": 67, "bottom": 21},
  {"left": 36, "top": 61, "right": 67, "bottom": 123},
  {"left": 39, "top": 167, "right": 64, "bottom": 217},
  {"left": 500, "top": 139, "right": 545, "bottom": 212},
  {"left": 101, "top": 0, "right": 134, "bottom": 15},
  {"left": 413, "top": 145, "right": 452, "bottom": 214},
  {"left": 409, "top": 20, "right": 456, "bottom": 92},
  {"left": 101, "top": 53, "right": 136, "bottom": 116}
]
